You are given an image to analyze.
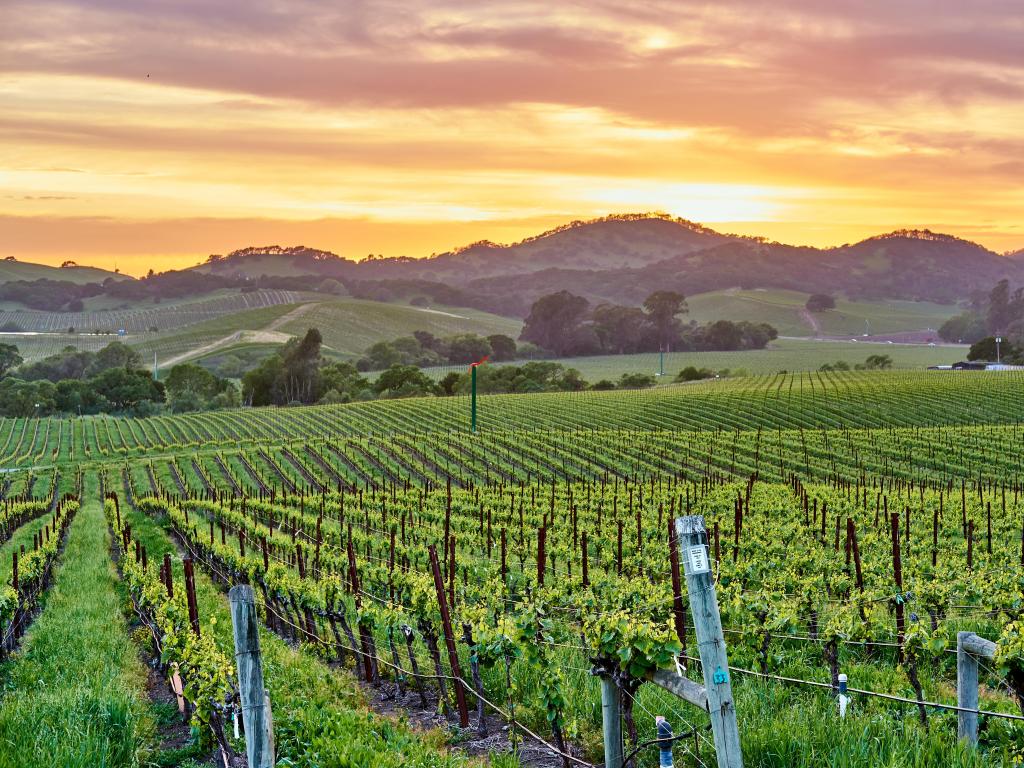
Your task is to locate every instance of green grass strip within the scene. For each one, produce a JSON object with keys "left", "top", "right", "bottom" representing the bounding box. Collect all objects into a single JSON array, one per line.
[{"left": 0, "top": 488, "right": 153, "bottom": 768}]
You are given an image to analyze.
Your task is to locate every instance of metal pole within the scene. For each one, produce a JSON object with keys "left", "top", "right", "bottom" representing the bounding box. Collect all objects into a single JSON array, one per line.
[
  {"left": 676, "top": 515, "right": 743, "bottom": 768},
  {"left": 601, "top": 675, "right": 623, "bottom": 768}
]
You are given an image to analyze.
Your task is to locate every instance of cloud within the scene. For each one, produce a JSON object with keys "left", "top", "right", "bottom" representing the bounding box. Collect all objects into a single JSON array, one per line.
[
  {"left": 0, "top": 0, "right": 1022, "bottom": 266},
  {"left": 3, "top": 0, "right": 1022, "bottom": 126}
]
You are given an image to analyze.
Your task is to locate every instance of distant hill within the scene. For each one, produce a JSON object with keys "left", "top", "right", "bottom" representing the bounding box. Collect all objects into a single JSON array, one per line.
[
  {"left": 4, "top": 214, "right": 1015, "bottom": 318},
  {"left": 0, "top": 258, "right": 129, "bottom": 285},
  {"left": 352, "top": 214, "right": 731, "bottom": 280},
  {"left": 193, "top": 245, "right": 343, "bottom": 278},
  {"left": 176, "top": 216, "right": 1023, "bottom": 314},
  {"left": 187, "top": 215, "right": 729, "bottom": 282},
  {"left": 454, "top": 230, "right": 1023, "bottom": 313}
]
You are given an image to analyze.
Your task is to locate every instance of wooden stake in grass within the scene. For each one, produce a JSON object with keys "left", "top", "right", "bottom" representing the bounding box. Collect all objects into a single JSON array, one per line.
[
  {"left": 163, "top": 553, "right": 173, "bottom": 598},
  {"left": 667, "top": 519, "right": 687, "bottom": 658},
  {"left": 536, "top": 526, "right": 547, "bottom": 587},
  {"left": 229, "top": 585, "right": 275, "bottom": 768},
  {"left": 500, "top": 528, "right": 507, "bottom": 584},
  {"left": 581, "top": 530, "right": 589, "bottom": 588},
  {"left": 890, "top": 513, "right": 904, "bottom": 663},
  {"left": 967, "top": 520, "right": 974, "bottom": 570},
  {"left": 183, "top": 557, "right": 200, "bottom": 636}
]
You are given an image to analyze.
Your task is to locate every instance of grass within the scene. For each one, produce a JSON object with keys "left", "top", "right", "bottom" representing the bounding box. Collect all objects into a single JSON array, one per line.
[
  {"left": 0, "top": 261, "right": 125, "bottom": 286},
  {"left": 415, "top": 339, "right": 964, "bottom": 383},
  {"left": 816, "top": 297, "right": 957, "bottom": 337},
  {"left": 0, "top": 484, "right": 153, "bottom": 768},
  {"left": 685, "top": 289, "right": 958, "bottom": 338}
]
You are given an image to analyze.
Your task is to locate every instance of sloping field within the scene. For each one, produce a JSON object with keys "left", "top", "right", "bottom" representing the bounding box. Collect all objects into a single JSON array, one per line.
[
  {"left": 0, "top": 260, "right": 126, "bottom": 285},
  {"left": 0, "top": 289, "right": 303, "bottom": 335},
  {"left": 685, "top": 288, "right": 958, "bottom": 337},
  {"left": 275, "top": 298, "right": 522, "bottom": 356}
]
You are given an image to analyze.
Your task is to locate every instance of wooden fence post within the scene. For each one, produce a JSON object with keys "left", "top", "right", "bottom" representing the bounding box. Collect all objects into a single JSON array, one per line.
[
  {"left": 676, "top": 515, "right": 743, "bottom": 768},
  {"left": 601, "top": 675, "right": 623, "bottom": 768},
  {"left": 957, "top": 631, "right": 997, "bottom": 745},
  {"left": 229, "top": 585, "right": 275, "bottom": 768}
]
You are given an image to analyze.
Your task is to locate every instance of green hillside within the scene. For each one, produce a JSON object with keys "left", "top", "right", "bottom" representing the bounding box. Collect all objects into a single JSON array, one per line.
[
  {"left": 276, "top": 299, "right": 521, "bottom": 356},
  {"left": 684, "top": 288, "right": 958, "bottom": 337},
  {"left": 815, "top": 296, "right": 956, "bottom": 336},
  {"left": 0, "top": 259, "right": 128, "bottom": 285},
  {"left": 124, "top": 297, "right": 520, "bottom": 368}
]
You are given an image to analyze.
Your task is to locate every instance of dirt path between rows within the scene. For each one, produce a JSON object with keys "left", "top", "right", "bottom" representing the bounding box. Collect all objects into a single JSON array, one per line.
[
  {"left": 159, "top": 303, "right": 321, "bottom": 368},
  {"left": 265, "top": 301, "right": 320, "bottom": 331}
]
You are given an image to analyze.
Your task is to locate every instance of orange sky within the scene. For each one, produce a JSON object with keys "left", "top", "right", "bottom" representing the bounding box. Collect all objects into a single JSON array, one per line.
[{"left": 2, "top": 1, "right": 1023, "bottom": 275}]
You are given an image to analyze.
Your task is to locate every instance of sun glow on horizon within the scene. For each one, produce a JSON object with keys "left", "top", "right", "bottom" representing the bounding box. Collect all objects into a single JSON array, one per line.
[{"left": 1, "top": 1, "right": 1022, "bottom": 271}]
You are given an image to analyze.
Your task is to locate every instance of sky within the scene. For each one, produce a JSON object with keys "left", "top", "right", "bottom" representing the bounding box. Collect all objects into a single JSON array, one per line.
[{"left": 2, "top": 0, "right": 1023, "bottom": 275}]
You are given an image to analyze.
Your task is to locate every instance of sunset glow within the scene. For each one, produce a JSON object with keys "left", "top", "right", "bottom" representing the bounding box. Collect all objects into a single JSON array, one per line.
[{"left": 2, "top": 0, "right": 1023, "bottom": 273}]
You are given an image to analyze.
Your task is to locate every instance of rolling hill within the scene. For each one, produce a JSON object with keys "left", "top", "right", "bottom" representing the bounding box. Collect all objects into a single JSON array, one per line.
[
  {"left": 126, "top": 297, "right": 522, "bottom": 370},
  {"left": 0, "top": 215, "right": 1018, "bottom": 361},
  {"left": 0, "top": 258, "right": 128, "bottom": 285},
  {"left": 174, "top": 216, "right": 1024, "bottom": 315},
  {"left": 683, "top": 289, "right": 956, "bottom": 338}
]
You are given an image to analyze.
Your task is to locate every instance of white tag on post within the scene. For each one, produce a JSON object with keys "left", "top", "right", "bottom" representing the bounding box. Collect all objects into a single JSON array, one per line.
[{"left": 687, "top": 545, "right": 710, "bottom": 575}]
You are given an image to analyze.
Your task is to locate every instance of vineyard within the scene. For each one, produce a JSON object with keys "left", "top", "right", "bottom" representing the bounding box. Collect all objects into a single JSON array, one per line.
[
  {"left": 0, "top": 371, "right": 1022, "bottom": 767},
  {"left": 0, "top": 290, "right": 302, "bottom": 335},
  {"left": 3, "top": 371, "right": 1024, "bottom": 469}
]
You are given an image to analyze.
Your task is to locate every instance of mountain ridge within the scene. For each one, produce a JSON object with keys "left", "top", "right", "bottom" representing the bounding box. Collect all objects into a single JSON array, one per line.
[
  {"left": 4, "top": 214, "right": 1022, "bottom": 316},
  {"left": 170, "top": 214, "right": 1022, "bottom": 313}
]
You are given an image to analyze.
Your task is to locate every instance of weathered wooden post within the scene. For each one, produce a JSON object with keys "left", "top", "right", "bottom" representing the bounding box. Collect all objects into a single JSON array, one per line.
[
  {"left": 601, "top": 676, "right": 624, "bottom": 768},
  {"left": 957, "top": 631, "right": 997, "bottom": 745},
  {"left": 229, "top": 584, "right": 275, "bottom": 767},
  {"left": 677, "top": 515, "right": 743, "bottom": 768}
]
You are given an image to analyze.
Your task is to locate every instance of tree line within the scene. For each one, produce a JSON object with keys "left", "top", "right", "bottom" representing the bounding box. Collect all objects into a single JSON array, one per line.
[
  {"left": 0, "top": 342, "right": 165, "bottom": 416},
  {"left": 240, "top": 328, "right": 742, "bottom": 407},
  {"left": 356, "top": 331, "right": 520, "bottom": 372},
  {"left": 939, "top": 279, "right": 1024, "bottom": 346},
  {"left": 519, "top": 290, "right": 778, "bottom": 357},
  {"left": 0, "top": 341, "right": 249, "bottom": 416}
]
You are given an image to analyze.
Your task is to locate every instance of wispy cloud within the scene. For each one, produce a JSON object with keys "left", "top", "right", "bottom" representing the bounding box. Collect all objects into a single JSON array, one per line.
[{"left": 0, "top": 0, "right": 1021, "bottom": 269}]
